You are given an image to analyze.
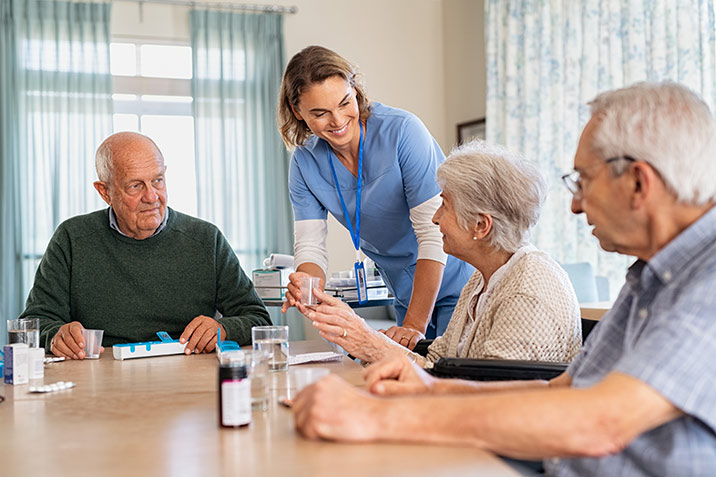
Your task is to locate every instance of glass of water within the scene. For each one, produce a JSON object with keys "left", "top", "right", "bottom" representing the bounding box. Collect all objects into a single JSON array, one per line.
[
  {"left": 7, "top": 318, "right": 40, "bottom": 348},
  {"left": 252, "top": 325, "right": 289, "bottom": 372}
]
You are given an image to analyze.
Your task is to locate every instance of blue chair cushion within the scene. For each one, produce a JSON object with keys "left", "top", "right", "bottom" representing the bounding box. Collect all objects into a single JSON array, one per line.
[{"left": 559, "top": 262, "right": 599, "bottom": 303}]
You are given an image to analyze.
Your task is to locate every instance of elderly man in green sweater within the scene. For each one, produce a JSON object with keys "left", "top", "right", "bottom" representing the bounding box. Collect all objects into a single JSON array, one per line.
[{"left": 19, "top": 132, "right": 271, "bottom": 359}]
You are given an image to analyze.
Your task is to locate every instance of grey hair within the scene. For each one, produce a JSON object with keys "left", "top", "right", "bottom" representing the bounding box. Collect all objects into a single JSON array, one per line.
[
  {"left": 95, "top": 140, "right": 113, "bottom": 182},
  {"left": 589, "top": 81, "right": 716, "bottom": 205},
  {"left": 437, "top": 140, "right": 546, "bottom": 253}
]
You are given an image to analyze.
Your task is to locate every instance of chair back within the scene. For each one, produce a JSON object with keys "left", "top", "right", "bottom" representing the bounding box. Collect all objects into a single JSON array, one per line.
[
  {"left": 560, "top": 262, "right": 599, "bottom": 303},
  {"left": 581, "top": 317, "right": 599, "bottom": 344}
]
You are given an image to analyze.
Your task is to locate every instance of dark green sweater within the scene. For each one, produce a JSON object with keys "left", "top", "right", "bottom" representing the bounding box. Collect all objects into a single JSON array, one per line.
[{"left": 21, "top": 208, "right": 271, "bottom": 348}]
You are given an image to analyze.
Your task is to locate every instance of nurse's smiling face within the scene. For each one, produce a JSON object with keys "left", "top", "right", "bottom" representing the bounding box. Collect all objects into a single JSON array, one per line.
[{"left": 291, "top": 75, "right": 361, "bottom": 154}]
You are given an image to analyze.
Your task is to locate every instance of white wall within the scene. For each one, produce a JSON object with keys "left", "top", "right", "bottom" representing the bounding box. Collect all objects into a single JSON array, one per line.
[
  {"left": 111, "top": 0, "right": 485, "bottom": 275},
  {"left": 443, "top": 0, "right": 486, "bottom": 150}
]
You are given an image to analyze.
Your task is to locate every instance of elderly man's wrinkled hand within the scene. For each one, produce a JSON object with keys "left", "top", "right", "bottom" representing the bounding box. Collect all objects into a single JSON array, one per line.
[
  {"left": 51, "top": 321, "right": 104, "bottom": 359},
  {"left": 180, "top": 315, "right": 225, "bottom": 354},
  {"left": 292, "top": 374, "right": 381, "bottom": 442},
  {"left": 363, "top": 355, "right": 436, "bottom": 396}
]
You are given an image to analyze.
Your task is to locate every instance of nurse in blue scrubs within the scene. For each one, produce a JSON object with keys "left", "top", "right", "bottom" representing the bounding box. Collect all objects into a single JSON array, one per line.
[{"left": 277, "top": 45, "right": 473, "bottom": 346}]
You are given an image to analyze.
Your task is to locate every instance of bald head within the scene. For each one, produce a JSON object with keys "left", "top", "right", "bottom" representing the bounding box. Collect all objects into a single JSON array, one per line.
[
  {"left": 93, "top": 132, "right": 168, "bottom": 240},
  {"left": 95, "top": 132, "right": 164, "bottom": 182}
]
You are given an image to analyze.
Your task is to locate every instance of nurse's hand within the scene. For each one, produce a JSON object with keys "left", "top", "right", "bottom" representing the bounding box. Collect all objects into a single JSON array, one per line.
[
  {"left": 282, "top": 271, "right": 313, "bottom": 313},
  {"left": 381, "top": 326, "right": 425, "bottom": 350}
]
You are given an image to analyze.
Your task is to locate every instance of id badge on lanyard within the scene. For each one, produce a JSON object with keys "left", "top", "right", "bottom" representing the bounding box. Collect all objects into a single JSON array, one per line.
[
  {"left": 329, "top": 121, "right": 368, "bottom": 304},
  {"left": 354, "top": 254, "right": 368, "bottom": 304}
]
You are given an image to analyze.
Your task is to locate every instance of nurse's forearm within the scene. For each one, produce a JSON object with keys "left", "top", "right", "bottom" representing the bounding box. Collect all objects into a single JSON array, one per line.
[
  {"left": 296, "top": 263, "right": 327, "bottom": 289},
  {"left": 402, "top": 259, "right": 444, "bottom": 334}
]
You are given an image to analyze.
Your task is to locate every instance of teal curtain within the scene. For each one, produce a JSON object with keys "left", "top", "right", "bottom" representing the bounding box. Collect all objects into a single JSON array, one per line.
[
  {"left": 485, "top": 0, "right": 716, "bottom": 298},
  {"left": 190, "top": 10, "right": 292, "bottom": 274},
  {"left": 0, "top": 0, "right": 113, "bottom": 346}
]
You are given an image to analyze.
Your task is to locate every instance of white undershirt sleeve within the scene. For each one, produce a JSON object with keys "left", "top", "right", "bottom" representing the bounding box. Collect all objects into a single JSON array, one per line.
[
  {"left": 293, "top": 219, "right": 329, "bottom": 274},
  {"left": 409, "top": 193, "right": 448, "bottom": 264}
]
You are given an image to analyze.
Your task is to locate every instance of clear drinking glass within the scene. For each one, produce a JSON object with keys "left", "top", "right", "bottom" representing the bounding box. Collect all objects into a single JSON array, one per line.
[
  {"left": 290, "top": 367, "right": 330, "bottom": 397},
  {"left": 81, "top": 329, "right": 104, "bottom": 359},
  {"left": 299, "top": 276, "right": 321, "bottom": 306},
  {"left": 251, "top": 326, "right": 289, "bottom": 372},
  {"left": 7, "top": 318, "right": 40, "bottom": 348}
]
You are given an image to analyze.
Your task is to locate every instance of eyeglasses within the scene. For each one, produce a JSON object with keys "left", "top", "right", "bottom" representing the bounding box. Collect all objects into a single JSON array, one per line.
[{"left": 561, "top": 156, "right": 636, "bottom": 196}]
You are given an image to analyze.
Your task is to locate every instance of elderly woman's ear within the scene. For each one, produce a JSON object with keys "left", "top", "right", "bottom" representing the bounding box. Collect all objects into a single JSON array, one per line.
[{"left": 472, "top": 214, "right": 493, "bottom": 240}]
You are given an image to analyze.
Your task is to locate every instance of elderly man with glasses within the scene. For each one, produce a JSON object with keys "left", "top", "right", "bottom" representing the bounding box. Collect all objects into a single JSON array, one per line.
[{"left": 291, "top": 82, "right": 716, "bottom": 476}]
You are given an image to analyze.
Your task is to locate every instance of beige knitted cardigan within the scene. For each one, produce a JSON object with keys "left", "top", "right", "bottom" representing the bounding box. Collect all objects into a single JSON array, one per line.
[{"left": 408, "top": 248, "right": 582, "bottom": 367}]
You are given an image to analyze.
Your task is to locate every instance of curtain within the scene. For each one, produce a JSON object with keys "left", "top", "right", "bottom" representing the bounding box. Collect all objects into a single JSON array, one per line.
[
  {"left": 0, "top": 0, "right": 113, "bottom": 345},
  {"left": 190, "top": 10, "right": 292, "bottom": 275},
  {"left": 485, "top": 0, "right": 716, "bottom": 297}
]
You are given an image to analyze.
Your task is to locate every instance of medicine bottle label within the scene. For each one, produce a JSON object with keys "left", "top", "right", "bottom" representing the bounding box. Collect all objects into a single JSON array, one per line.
[{"left": 221, "top": 378, "right": 251, "bottom": 427}]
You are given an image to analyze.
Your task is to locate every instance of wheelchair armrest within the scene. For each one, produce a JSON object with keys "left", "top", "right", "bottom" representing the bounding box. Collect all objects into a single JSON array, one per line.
[
  {"left": 411, "top": 339, "right": 434, "bottom": 357},
  {"left": 428, "top": 357, "right": 567, "bottom": 381}
]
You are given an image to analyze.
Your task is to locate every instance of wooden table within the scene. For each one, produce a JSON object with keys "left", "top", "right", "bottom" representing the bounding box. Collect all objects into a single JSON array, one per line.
[
  {"left": 580, "top": 301, "right": 612, "bottom": 320},
  {"left": 0, "top": 341, "right": 517, "bottom": 477}
]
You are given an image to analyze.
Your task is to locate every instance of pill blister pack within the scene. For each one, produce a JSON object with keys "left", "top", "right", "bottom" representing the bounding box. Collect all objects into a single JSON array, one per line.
[
  {"left": 288, "top": 352, "right": 344, "bottom": 365},
  {"left": 28, "top": 381, "right": 76, "bottom": 393},
  {"left": 43, "top": 356, "right": 66, "bottom": 364}
]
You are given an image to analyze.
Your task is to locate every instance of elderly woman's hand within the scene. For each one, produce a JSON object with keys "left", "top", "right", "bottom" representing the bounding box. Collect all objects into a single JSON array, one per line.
[{"left": 297, "top": 289, "right": 390, "bottom": 363}]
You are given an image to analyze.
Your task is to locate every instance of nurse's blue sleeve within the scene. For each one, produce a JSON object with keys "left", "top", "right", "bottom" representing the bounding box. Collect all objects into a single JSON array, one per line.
[
  {"left": 396, "top": 114, "right": 445, "bottom": 209},
  {"left": 288, "top": 152, "right": 328, "bottom": 221}
]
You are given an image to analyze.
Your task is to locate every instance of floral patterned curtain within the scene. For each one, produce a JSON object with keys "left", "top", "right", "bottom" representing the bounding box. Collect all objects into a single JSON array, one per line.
[{"left": 485, "top": 0, "right": 716, "bottom": 298}]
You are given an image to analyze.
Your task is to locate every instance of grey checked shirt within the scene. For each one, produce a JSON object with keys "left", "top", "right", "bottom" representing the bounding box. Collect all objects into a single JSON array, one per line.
[
  {"left": 546, "top": 206, "right": 716, "bottom": 477},
  {"left": 109, "top": 207, "right": 168, "bottom": 238}
]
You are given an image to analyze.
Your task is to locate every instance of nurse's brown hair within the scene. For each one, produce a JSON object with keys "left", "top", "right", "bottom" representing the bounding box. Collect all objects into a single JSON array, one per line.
[{"left": 277, "top": 45, "right": 372, "bottom": 149}]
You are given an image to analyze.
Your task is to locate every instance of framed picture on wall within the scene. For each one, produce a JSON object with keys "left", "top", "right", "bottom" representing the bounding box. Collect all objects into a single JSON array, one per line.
[{"left": 456, "top": 117, "right": 486, "bottom": 145}]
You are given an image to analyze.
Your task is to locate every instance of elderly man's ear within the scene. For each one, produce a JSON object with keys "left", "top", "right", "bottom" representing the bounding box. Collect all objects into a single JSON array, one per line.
[
  {"left": 629, "top": 162, "right": 660, "bottom": 209},
  {"left": 93, "top": 181, "right": 112, "bottom": 206}
]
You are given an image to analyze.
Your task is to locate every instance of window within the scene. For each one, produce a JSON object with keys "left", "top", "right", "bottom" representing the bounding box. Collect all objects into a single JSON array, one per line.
[
  {"left": 18, "top": 35, "right": 112, "bottom": 294},
  {"left": 110, "top": 41, "right": 197, "bottom": 216}
]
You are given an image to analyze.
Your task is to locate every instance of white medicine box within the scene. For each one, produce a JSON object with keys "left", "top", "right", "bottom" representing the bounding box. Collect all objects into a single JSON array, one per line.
[
  {"left": 3, "top": 343, "right": 29, "bottom": 385},
  {"left": 252, "top": 269, "right": 291, "bottom": 301}
]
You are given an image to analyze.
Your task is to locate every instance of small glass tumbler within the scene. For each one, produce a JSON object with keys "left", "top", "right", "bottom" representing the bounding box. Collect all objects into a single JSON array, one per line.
[
  {"left": 7, "top": 318, "right": 39, "bottom": 348},
  {"left": 290, "top": 367, "right": 330, "bottom": 398},
  {"left": 299, "top": 276, "right": 321, "bottom": 307},
  {"left": 251, "top": 326, "right": 289, "bottom": 372},
  {"left": 81, "top": 329, "right": 104, "bottom": 359}
]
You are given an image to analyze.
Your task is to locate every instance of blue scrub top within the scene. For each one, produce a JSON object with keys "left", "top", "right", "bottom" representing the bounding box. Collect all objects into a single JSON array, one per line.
[{"left": 289, "top": 103, "right": 473, "bottom": 337}]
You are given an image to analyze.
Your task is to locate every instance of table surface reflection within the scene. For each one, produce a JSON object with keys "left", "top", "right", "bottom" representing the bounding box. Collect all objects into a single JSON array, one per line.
[{"left": 0, "top": 340, "right": 517, "bottom": 477}]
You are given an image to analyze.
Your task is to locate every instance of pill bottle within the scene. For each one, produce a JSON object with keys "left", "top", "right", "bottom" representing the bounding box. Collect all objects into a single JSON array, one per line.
[{"left": 218, "top": 354, "right": 251, "bottom": 428}]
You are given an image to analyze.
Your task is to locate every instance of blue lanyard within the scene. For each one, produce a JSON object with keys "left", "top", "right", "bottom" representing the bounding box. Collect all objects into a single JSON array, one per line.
[{"left": 328, "top": 121, "right": 364, "bottom": 253}]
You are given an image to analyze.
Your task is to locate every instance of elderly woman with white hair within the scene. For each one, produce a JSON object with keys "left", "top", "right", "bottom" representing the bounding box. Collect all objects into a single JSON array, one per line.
[{"left": 300, "top": 140, "right": 582, "bottom": 366}]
